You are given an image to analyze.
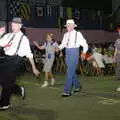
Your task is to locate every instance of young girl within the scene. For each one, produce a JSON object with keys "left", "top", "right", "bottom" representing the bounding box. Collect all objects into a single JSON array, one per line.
[{"left": 33, "top": 32, "right": 58, "bottom": 87}]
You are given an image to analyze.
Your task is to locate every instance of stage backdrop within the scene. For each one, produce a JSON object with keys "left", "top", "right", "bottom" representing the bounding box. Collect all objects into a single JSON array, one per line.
[
  {"left": 8, "top": 22, "right": 118, "bottom": 44},
  {"left": 19, "top": 28, "right": 119, "bottom": 44}
]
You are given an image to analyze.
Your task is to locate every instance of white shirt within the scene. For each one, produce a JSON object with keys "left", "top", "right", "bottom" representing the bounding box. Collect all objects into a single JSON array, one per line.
[
  {"left": 0, "top": 31, "right": 33, "bottom": 58},
  {"left": 59, "top": 30, "right": 88, "bottom": 53},
  {"left": 103, "top": 54, "right": 113, "bottom": 64},
  {"left": 0, "top": 32, "right": 5, "bottom": 38},
  {"left": 93, "top": 52, "right": 105, "bottom": 68}
]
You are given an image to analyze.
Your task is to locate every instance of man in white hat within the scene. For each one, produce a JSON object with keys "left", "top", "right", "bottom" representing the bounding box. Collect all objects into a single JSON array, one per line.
[
  {"left": 0, "top": 17, "right": 40, "bottom": 110},
  {"left": 58, "top": 19, "right": 88, "bottom": 97}
]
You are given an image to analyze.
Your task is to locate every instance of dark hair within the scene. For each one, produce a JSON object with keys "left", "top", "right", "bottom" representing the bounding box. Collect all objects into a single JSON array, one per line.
[{"left": 20, "top": 27, "right": 26, "bottom": 35}]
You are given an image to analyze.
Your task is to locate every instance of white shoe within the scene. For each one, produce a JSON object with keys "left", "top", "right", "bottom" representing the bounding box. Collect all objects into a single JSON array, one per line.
[
  {"left": 20, "top": 86, "right": 25, "bottom": 99},
  {"left": 116, "top": 87, "right": 120, "bottom": 91},
  {"left": 0, "top": 105, "right": 10, "bottom": 110},
  {"left": 51, "top": 78, "right": 55, "bottom": 86},
  {"left": 41, "top": 81, "right": 48, "bottom": 87}
]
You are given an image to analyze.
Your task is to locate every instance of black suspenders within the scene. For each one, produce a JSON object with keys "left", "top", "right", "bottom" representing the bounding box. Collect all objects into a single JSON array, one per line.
[
  {"left": 5, "top": 34, "right": 24, "bottom": 55},
  {"left": 66, "top": 31, "right": 77, "bottom": 47},
  {"left": 0, "top": 33, "right": 6, "bottom": 39},
  {"left": 75, "top": 31, "right": 77, "bottom": 46},
  {"left": 14, "top": 35, "right": 24, "bottom": 55}
]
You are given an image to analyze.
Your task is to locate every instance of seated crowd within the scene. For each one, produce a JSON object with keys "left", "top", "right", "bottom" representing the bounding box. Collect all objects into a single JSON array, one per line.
[{"left": 26, "top": 42, "right": 115, "bottom": 76}]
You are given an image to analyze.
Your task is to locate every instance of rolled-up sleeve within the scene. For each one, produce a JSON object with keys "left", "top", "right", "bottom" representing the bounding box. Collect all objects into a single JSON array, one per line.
[
  {"left": 77, "top": 32, "right": 88, "bottom": 53},
  {"left": 19, "top": 36, "right": 33, "bottom": 58},
  {"left": 0, "top": 33, "right": 11, "bottom": 47},
  {"left": 58, "top": 34, "right": 67, "bottom": 50}
]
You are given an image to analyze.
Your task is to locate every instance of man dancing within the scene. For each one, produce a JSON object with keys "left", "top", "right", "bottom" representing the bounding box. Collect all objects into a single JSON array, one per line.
[{"left": 0, "top": 17, "right": 40, "bottom": 110}]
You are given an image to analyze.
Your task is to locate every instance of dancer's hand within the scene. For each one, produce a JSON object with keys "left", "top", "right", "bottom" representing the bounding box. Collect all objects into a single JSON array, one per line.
[
  {"left": 33, "top": 40, "right": 37, "bottom": 44},
  {"left": 32, "top": 67, "right": 40, "bottom": 77},
  {"left": 55, "top": 48, "right": 59, "bottom": 52},
  {"left": 81, "top": 52, "right": 86, "bottom": 60}
]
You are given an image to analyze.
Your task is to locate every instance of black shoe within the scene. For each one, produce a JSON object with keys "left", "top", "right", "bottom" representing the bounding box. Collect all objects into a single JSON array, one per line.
[
  {"left": 73, "top": 89, "right": 80, "bottom": 94},
  {"left": 0, "top": 105, "right": 10, "bottom": 111},
  {"left": 73, "top": 86, "right": 82, "bottom": 94},
  {"left": 20, "top": 86, "right": 25, "bottom": 100},
  {"left": 61, "top": 93, "right": 71, "bottom": 97}
]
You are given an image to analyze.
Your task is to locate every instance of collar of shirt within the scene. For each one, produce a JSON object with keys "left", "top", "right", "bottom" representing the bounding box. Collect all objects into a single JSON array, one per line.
[
  {"left": 13, "top": 31, "right": 23, "bottom": 36},
  {"left": 66, "top": 29, "right": 76, "bottom": 36},
  {"left": 65, "top": 30, "right": 77, "bottom": 47}
]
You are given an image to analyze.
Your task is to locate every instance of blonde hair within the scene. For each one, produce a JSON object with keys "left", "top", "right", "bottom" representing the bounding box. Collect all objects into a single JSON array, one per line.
[{"left": 45, "top": 32, "right": 54, "bottom": 40}]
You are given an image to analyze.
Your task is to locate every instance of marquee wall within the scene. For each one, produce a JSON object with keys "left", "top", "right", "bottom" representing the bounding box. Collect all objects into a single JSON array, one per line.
[{"left": 20, "top": 27, "right": 119, "bottom": 44}]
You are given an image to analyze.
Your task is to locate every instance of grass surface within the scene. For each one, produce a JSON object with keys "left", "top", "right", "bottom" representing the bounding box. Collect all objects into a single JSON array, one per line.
[{"left": 0, "top": 72, "right": 120, "bottom": 120}]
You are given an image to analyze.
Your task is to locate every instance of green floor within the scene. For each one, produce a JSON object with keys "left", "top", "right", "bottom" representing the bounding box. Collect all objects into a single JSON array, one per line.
[{"left": 0, "top": 72, "right": 120, "bottom": 120}]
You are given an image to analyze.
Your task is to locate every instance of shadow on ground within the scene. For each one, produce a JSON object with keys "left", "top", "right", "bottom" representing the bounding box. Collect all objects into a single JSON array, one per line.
[{"left": 9, "top": 104, "right": 58, "bottom": 120}]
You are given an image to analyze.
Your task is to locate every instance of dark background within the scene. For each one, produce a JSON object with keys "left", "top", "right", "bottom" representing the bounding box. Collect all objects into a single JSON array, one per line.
[{"left": 62, "top": 0, "right": 112, "bottom": 14}]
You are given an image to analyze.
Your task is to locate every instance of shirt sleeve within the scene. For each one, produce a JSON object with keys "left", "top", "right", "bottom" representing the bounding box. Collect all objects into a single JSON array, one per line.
[
  {"left": 53, "top": 42, "right": 59, "bottom": 48},
  {"left": 0, "top": 33, "right": 11, "bottom": 47},
  {"left": 77, "top": 32, "right": 88, "bottom": 53},
  {"left": 58, "top": 33, "right": 67, "bottom": 50},
  {"left": 43, "top": 42, "right": 47, "bottom": 47},
  {"left": 20, "top": 36, "right": 33, "bottom": 58}
]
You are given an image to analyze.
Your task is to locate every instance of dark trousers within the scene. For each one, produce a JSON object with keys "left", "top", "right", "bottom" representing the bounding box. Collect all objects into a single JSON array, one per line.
[
  {"left": 0, "top": 84, "right": 22, "bottom": 106},
  {"left": 0, "top": 55, "right": 26, "bottom": 106}
]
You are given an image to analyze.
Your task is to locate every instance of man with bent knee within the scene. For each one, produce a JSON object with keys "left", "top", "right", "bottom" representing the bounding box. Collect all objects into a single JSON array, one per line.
[{"left": 0, "top": 17, "right": 40, "bottom": 110}]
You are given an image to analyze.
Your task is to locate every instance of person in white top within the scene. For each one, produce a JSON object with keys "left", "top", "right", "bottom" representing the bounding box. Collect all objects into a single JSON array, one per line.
[
  {"left": 0, "top": 17, "right": 40, "bottom": 110},
  {"left": 92, "top": 49, "right": 105, "bottom": 68},
  {"left": 87, "top": 48, "right": 105, "bottom": 75},
  {"left": 58, "top": 19, "right": 88, "bottom": 97}
]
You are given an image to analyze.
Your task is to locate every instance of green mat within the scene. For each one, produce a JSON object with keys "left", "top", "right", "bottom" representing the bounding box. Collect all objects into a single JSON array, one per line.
[{"left": 0, "top": 72, "right": 120, "bottom": 120}]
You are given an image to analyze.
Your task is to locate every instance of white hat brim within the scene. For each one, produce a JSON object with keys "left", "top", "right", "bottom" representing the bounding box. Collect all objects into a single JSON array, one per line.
[{"left": 64, "top": 24, "right": 77, "bottom": 27}]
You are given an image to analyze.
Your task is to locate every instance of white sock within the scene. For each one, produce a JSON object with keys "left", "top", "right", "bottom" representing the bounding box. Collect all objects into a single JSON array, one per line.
[{"left": 51, "top": 78, "right": 55, "bottom": 85}]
